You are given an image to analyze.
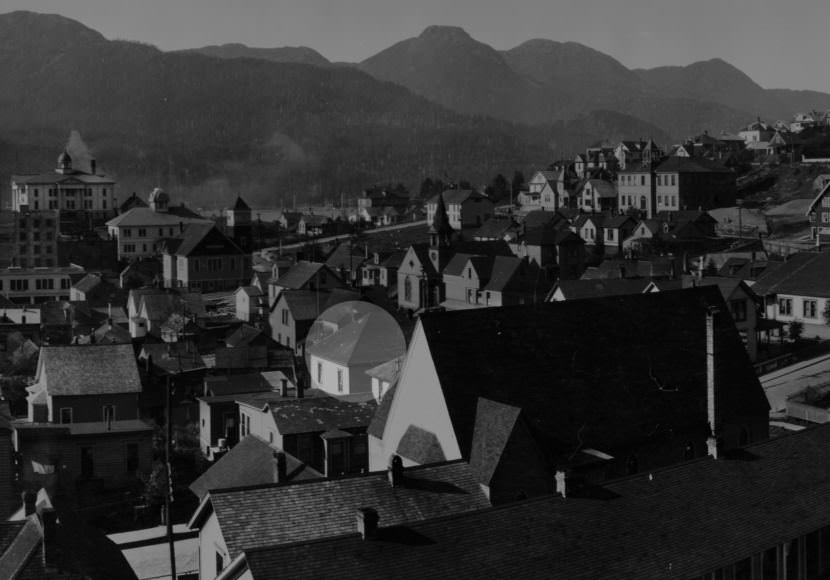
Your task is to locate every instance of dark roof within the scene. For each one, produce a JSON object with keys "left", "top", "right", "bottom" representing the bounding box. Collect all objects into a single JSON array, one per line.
[
  {"left": 204, "top": 374, "right": 277, "bottom": 396},
  {"left": 169, "top": 223, "right": 243, "bottom": 257},
  {"left": 418, "top": 288, "right": 768, "bottom": 460},
  {"left": 604, "top": 215, "right": 636, "bottom": 229},
  {"left": 427, "top": 189, "right": 488, "bottom": 205},
  {"left": 552, "top": 278, "right": 652, "bottom": 300},
  {"left": 238, "top": 424, "right": 830, "bottom": 580},
  {"left": 522, "top": 210, "right": 561, "bottom": 231},
  {"left": 442, "top": 253, "right": 493, "bottom": 278},
  {"left": 225, "top": 324, "right": 270, "bottom": 348},
  {"left": 751, "top": 251, "right": 830, "bottom": 298},
  {"left": 268, "top": 396, "right": 377, "bottom": 435},
  {"left": 36, "top": 344, "right": 141, "bottom": 396},
  {"left": 233, "top": 196, "right": 251, "bottom": 211},
  {"left": 189, "top": 435, "right": 321, "bottom": 500},
  {"left": 277, "top": 289, "right": 358, "bottom": 321},
  {"left": 397, "top": 425, "right": 447, "bottom": 464},
  {"left": 195, "top": 461, "right": 489, "bottom": 561},
  {"left": 681, "top": 276, "right": 758, "bottom": 303},
  {"left": 140, "top": 341, "right": 205, "bottom": 374},
  {"left": 325, "top": 242, "right": 366, "bottom": 271},
  {"left": 273, "top": 261, "right": 335, "bottom": 290},
  {"left": 656, "top": 156, "right": 733, "bottom": 173},
  {"left": 367, "top": 384, "right": 397, "bottom": 439},
  {"left": 467, "top": 398, "right": 522, "bottom": 486},
  {"left": 472, "top": 217, "right": 517, "bottom": 240}
]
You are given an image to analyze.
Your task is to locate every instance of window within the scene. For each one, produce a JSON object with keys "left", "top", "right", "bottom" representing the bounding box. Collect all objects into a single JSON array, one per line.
[
  {"left": 18, "top": 231, "right": 26, "bottom": 242},
  {"left": 778, "top": 298, "right": 793, "bottom": 315},
  {"left": 102, "top": 200, "right": 107, "bottom": 209},
  {"left": 35, "top": 279, "right": 54, "bottom": 290},
  {"left": 103, "top": 404, "right": 115, "bottom": 423},
  {"left": 138, "top": 228, "right": 147, "bottom": 237},
  {"left": 60, "top": 278, "right": 70, "bottom": 289},
  {"left": 640, "top": 175, "right": 645, "bottom": 186},
  {"left": 804, "top": 299, "right": 818, "bottom": 319},
  {"left": 126, "top": 443, "right": 139, "bottom": 473},
  {"left": 281, "top": 308, "right": 289, "bottom": 325},
  {"left": 337, "top": 369, "right": 344, "bottom": 393},
  {"left": 60, "top": 407, "right": 73, "bottom": 424},
  {"left": 11, "top": 279, "right": 29, "bottom": 291},
  {"left": 193, "top": 259, "right": 200, "bottom": 273},
  {"left": 216, "top": 552, "right": 225, "bottom": 575},
  {"left": 317, "top": 362, "right": 323, "bottom": 384},
  {"left": 123, "top": 228, "right": 132, "bottom": 238},
  {"left": 671, "top": 175, "right": 676, "bottom": 186},
  {"left": 730, "top": 299, "right": 747, "bottom": 322},
  {"left": 404, "top": 277, "right": 412, "bottom": 302},
  {"left": 122, "top": 244, "right": 136, "bottom": 254},
  {"left": 823, "top": 197, "right": 830, "bottom": 208},
  {"left": 207, "top": 258, "right": 222, "bottom": 272}
]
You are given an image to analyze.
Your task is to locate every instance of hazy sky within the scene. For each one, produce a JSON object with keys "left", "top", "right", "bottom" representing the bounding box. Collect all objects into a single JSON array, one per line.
[{"left": 7, "top": 0, "right": 830, "bottom": 92}]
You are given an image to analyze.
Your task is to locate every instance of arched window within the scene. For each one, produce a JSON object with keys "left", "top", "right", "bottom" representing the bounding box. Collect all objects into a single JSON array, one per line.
[
  {"left": 404, "top": 277, "right": 412, "bottom": 302},
  {"left": 640, "top": 196, "right": 647, "bottom": 210}
]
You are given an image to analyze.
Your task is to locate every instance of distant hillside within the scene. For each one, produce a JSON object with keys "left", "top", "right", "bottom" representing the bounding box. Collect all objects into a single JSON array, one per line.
[
  {"left": 175, "top": 43, "right": 331, "bottom": 67},
  {"left": 358, "top": 26, "right": 577, "bottom": 124},
  {"left": 635, "top": 59, "right": 830, "bottom": 121}
]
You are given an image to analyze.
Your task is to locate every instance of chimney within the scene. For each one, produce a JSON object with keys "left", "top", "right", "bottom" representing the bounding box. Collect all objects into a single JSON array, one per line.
[
  {"left": 387, "top": 454, "right": 404, "bottom": 487},
  {"left": 356, "top": 507, "right": 379, "bottom": 540},
  {"left": 40, "top": 507, "right": 58, "bottom": 569},
  {"left": 280, "top": 378, "right": 289, "bottom": 397},
  {"left": 89, "top": 158, "right": 96, "bottom": 175},
  {"left": 555, "top": 470, "right": 568, "bottom": 498},
  {"left": 22, "top": 490, "right": 37, "bottom": 516},
  {"left": 272, "top": 451, "right": 287, "bottom": 483},
  {"left": 706, "top": 306, "right": 720, "bottom": 459}
]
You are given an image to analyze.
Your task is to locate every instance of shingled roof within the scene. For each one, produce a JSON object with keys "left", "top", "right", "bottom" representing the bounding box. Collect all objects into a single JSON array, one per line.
[
  {"left": 189, "top": 461, "right": 489, "bottom": 561},
  {"left": 235, "top": 424, "right": 830, "bottom": 580},
  {"left": 269, "top": 396, "right": 376, "bottom": 435},
  {"left": 189, "top": 435, "right": 321, "bottom": 500},
  {"left": 751, "top": 250, "right": 830, "bottom": 298},
  {"left": 307, "top": 311, "right": 406, "bottom": 366},
  {"left": 35, "top": 344, "right": 141, "bottom": 396},
  {"left": 417, "top": 287, "right": 768, "bottom": 460}
]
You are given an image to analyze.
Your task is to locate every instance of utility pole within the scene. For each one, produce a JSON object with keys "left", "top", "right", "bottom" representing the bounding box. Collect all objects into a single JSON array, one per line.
[{"left": 165, "top": 374, "right": 176, "bottom": 580}]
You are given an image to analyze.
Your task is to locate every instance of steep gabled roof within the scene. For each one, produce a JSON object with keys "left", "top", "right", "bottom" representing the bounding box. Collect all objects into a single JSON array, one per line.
[
  {"left": 232, "top": 196, "right": 251, "bottom": 211},
  {"left": 418, "top": 287, "right": 767, "bottom": 460},
  {"left": 36, "top": 344, "right": 141, "bottom": 396},
  {"left": 189, "top": 435, "right": 320, "bottom": 500},
  {"left": 169, "top": 223, "right": 244, "bottom": 257}
]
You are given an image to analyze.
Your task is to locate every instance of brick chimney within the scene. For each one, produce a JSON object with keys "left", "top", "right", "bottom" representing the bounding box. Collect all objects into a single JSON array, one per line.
[
  {"left": 706, "top": 306, "right": 721, "bottom": 459},
  {"left": 356, "top": 507, "right": 379, "bottom": 540},
  {"left": 272, "top": 451, "right": 287, "bottom": 483},
  {"left": 387, "top": 454, "right": 403, "bottom": 487},
  {"left": 280, "top": 378, "right": 289, "bottom": 397},
  {"left": 22, "top": 490, "right": 37, "bottom": 516}
]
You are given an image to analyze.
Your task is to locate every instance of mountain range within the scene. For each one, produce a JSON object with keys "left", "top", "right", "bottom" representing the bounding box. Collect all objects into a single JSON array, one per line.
[{"left": 1, "top": 11, "right": 829, "bottom": 209}]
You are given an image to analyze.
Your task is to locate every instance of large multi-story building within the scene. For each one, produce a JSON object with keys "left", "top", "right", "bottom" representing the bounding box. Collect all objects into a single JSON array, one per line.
[
  {"left": 161, "top": 223, "right": 250, "bottom": 292},
  {"left": 106, "top": 188, "right": 212, "bottom": 261},
  {"left": 0, "top": 264, "right": 85, "bottom": 304},
  {"left": 11, "top": 150, "right": 117, "bottom": 223},
  {"left": 0, "top": 210, "right": 60, "bottom": 268},
  {"left": 618, "top": 157, "right": 736, "bottom": 218}
]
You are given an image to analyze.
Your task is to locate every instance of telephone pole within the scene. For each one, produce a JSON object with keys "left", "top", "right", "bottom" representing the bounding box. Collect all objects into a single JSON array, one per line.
[{"left": 165, "top": 375, "right": 176, "bottom": 580}]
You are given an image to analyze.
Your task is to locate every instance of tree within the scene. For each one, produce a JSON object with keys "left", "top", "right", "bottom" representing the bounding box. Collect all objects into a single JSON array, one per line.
[
  {"left": 419, "top": 178, "right": 434, "bottom": 199},
  {"left": 486, "top": 173, "right": 509, "bottom": 203},
  {"left": 511, "top": 170, "right": 526, "bottom": 196},
  {"left": 789, "top": 321, "right": 804, "bottom": 342}
]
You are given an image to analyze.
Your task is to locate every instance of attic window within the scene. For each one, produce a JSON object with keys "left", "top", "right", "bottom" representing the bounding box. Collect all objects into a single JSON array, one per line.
[{"left": 467, "top": 268, "right": 472, "bottom": 279}]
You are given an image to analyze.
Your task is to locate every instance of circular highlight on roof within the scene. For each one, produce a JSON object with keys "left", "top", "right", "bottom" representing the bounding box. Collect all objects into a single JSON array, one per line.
[{"left": 304, "top": 301, "right": 406, "bottom": 398}]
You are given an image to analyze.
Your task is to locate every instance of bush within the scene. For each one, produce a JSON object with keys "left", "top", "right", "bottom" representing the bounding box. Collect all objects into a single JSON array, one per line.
[{"left": 789, "top": 321, "right": 804, "bottom": 342}]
